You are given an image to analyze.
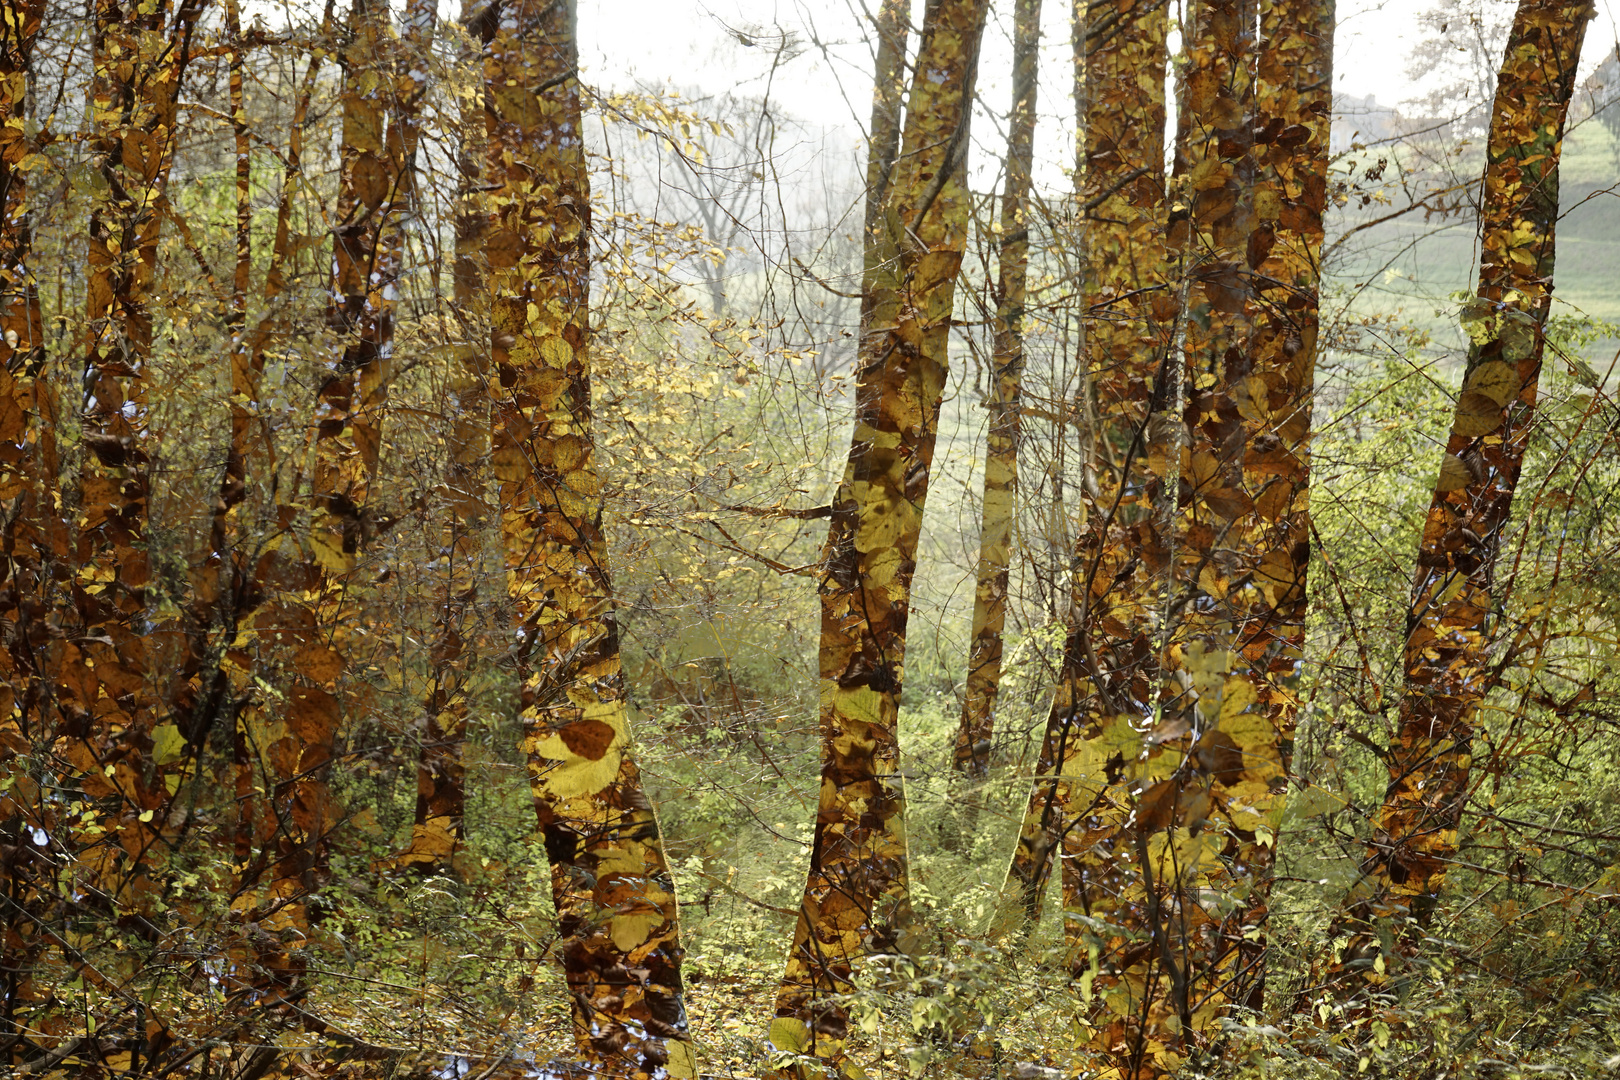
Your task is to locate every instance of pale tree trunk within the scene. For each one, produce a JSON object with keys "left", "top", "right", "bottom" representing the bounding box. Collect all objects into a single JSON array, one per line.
[
  {"left": 949, "top": 0, "right": 1042, "bottom": 789},
  {"left": 771, "top": 0, "right": 990, "bottom": 1064},
  {"left": 1310, "top": 0, "right": 1591, "bottom": 1018},
  {"left": 484, "top": 0, "right": 691, "bottom": 1072}
]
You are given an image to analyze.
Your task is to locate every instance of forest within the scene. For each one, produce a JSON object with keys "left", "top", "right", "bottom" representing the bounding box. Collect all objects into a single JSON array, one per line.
[{"left": 1, "top": 0, "right": 1618, "bottom": 1076}]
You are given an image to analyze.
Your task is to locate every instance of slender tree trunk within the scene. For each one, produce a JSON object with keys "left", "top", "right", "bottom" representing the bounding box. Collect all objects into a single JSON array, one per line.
[
  {"left": 0, "top": 2, "right": 53, "bottom": 1061},
  {"left": 227, "top": 0, "right": 335, "bottom": 902},
  {"left": 949, "top": 0, "right": 1041, "bottom": 789},
  {"left": 400, "top": 2, "right": 481, "bottom": 876},
  {"left": 58, "top": 0, "right": 208, "bottom": 914},
  {"left": 1311, "top": 0, "right": 1591, "bottom": 1015},
  {"left": 999, "top": 0, "right": 1172, "bottom": 941},
  {"left": 241, "top": 0, "right": 427, "bottom": 1000},
  {"left": 772, "top": 0, "right": 990, "bottom": 1061},
  {"left": 862, "top": 0, "right": 908, "bottom": 300},
  {"left": 484, "top": 0, "right": 690, "bottom": 1071}
]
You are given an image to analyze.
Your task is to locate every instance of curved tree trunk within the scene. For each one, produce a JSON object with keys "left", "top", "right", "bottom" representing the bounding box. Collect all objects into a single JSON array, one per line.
[
  {"left": 484, "top": 0, "right": 691, "bottom": 1072},
  {"left": 1310, "top": 0, "right": 1591, "bottom": 1018},
  {"left": 771, "top": 0, "right": 990, "bottom": 1063}
]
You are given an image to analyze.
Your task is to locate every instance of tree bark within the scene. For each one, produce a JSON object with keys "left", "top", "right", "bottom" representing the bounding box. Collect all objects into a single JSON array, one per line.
[
  {"left": 1113, "top": 0, "right": 1334, "bottom": 1069},
  {"left": 772, "top": 0, "right": 990, "bottom": 1062},
  {"left": 949, "top": 0, "right": 1042, "bottom": 789},
  {"left": 485, "top": 0, "right": 690, "bottom": 1072},
  {"left": 1311, "top": 0, "right": 1591, "bottom": 1016},
  {"left": 861, "top": 0, "right": 908, "bottom": 311},
  {"left": 57, "top": 0, "right": 209, "bottom": 930},
  {"left": 1000, "top": 0, "right": 1173, "bottom": 944},
  {"left": 0, "top": 2, "right": 55, "bottom": 1061}
]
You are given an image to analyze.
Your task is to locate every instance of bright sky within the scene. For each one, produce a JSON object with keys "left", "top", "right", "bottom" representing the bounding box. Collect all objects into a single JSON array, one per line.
[{"left": 576, "top": 0, "right": 1620, "bottom": 191}]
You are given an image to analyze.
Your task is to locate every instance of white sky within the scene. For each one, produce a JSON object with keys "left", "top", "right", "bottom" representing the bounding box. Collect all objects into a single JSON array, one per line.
[{"left": 576, "top": 0, "right": 1620, "bottom": 192}]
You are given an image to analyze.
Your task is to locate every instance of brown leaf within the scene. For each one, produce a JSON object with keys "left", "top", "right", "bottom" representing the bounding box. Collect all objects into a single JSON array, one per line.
[
  {"left": 287, "top": 686, "right": 339, "bottom": 743},
  {"left": 1193, "top": 729, "right": 1245, "bottom": 785},
  {"left": 1203, "top": 485, "right": 1254, "bottom": 521},
  {"left": 558, "top": 718, "right": 617, "bottom": 761},
  {"left": 1136, "top": 780, "right": 1178, "bottom": 833},
  {"left": 294, "top": 643, "right": 344, "bottom": 685},
  {"left": 1451, "top": 390, "right": 1503, "bottom": 437}
]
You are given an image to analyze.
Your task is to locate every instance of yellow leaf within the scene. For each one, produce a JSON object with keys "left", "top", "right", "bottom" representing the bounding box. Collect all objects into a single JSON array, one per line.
[
  {"left": 1464, "top": 360, "right": 1521, "bottom": 405},
  {"left": 1451, "top": 391, "right": 1502, "bottom": 438},
  {"left": 768, "top": 1016, "right": 811, "bottom": 1054},
  {"left": 1218, "top": 676, "right": 1257, "bottom": 725},
  {"left": 608, "top": 909, "right": 664, "bottom": 954},
  {"left": 835, "top": 686, "right": 883, "bottom": 728},
  {"left": 533, "top": 748, "right": 620, "bottom": 801},
  {"left": 150, "top": 723, "right": 185, "bottom": 766},
  {"left": 1436, "top": 454, "right": 1472, "bottom": 492},
  {"left": 1254, "top": 186, "right": 1282, "bottom": 221},
  {"left": 665, "top": 1039, "right": 698, "bottom": 1079},
  {"left": 540, "top": 335, "right": 574, "bottom": 368}
]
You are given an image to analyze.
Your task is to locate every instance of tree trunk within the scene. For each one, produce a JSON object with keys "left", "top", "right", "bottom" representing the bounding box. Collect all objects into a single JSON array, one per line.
[
  {"left": 772, "top": 0, "right": 990, "bottom": 1062},
  {"left": 1000, "top": 0, "right": 1173, "bottom": 944},
  {"left": 861, "top": 0, "right": 908, "bottom": 309},
  {"left": 238, "top": 0, "right": 416, "bottom": 997},
  {"left": 59, "top": 0, "right": 209, "bottom": 922},
  {"left": 484, "top": 0, "right": 690, "bottom": 1071},
  {"left": 1113, "top": 0, "right": 1333, "bottom": 1069},
  {"left": 400, "top": 1, "right": 481, "bottom": 876},
  {"left": 1311, "top": 0, "right": 1591, "bottom": 1015},
  {"left": 0, "top": 2, "right": 55, "bottom": 1061},
  {"left": 949, "top": 0, "right": 1042, "bottom": 791},
  {"left": 0, "top": 0, "right": 47, "bottom": 717}
]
